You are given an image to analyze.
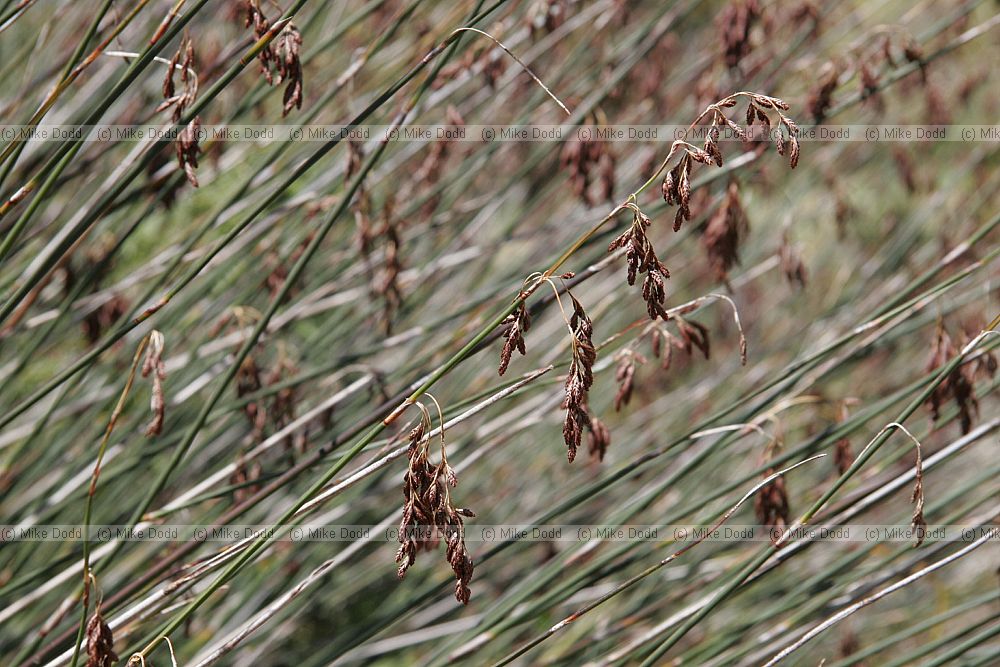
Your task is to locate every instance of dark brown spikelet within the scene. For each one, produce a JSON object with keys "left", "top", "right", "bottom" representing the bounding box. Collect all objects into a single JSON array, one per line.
[
  {"left": 176, "top": 117, "right": 202, "bottom": 187},
  {"left": 613, "top": 349, "right": 646, "bottom": 412},
  {"left": 85, "top": 605, "right": 117, "bottom": 667},
  {"left": 141, "top": 331, "right": 166, "bottom": 437},
  {"left": 755, "top": 469, "right": 790, "bottom": 538},
  {"left": 82, "top": 295, "right": 129, "bottom": 345},
  {"left": 156, "top": 37, "right": 198, "bottom": 123},
  {"left": 608, "top": 206, "right": 670, "bottom": 320},
  {"left": 560, "top": 137, "right": 615, "bottom": 206},
  {"left": 859, "top": 62, "right": 880, "bottom": 101},
  {"left": 910, "top": 440, "right": 926, "bottom": 547},
  {"left": 778, "top": 233, "right": 808, "bottom": 288},
  {"left": 702, "top": 181, "right": 749, "bottom": 281},
  {"left": 717, "top": 0, "right": 763, "bottom": 69},
  {"left": 396, "top": 416, "right": 475, "bottom": 604},
  {"left": 925, "top": 323, "right": 981, "bottom": 435},
  {"left": 375, "top": 200, "right": 404, "bottom": 335},
  {"left": 243, "top": 2, "right": 304, "bottom": 114},
  {"left": 275, "top": 24, "right": 304, "bottom": 115},
  {"left": 237, "top": 354, "right": 265, "bottom": 434},
  {"left": 562, "top": 294, "right": 596, "bottom": 462},
  {"left": 808, "top": 62, "right": 841, "bottom": 122},
  {"left": 245, "top": 1, "right": 275, "bottom": 82},
  {"left": 498, "top": 302, "right": 531, "bottom": 376},
  {"left": 587, "top": 416, "right": 611, "bottom": 462},
  {"left": 156, "top": 37, "right": 201, "bottom": 186},
  {"left": 675, "top": 316, "right": 710, "bottom": 360},
  {"left": 834, "top": 438, "right": 854, "bottom": 475}
]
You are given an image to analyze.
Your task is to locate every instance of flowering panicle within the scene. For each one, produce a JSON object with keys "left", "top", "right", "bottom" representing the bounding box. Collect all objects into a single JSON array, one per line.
[
  {"left": 808, "top": 62, "right": 841, "bottom": 122},
  {"left": 498, "top": 301, "right": 531, "bottom": 376},
  {"left": 141, "top": 331, "right": 166, "bottom": 437},
  {"left": 755, "top": 468, "right": 790, "bottom": 537},
  {"left": 561, "top": 137, "right": 615, "bottom": 206},
  {"left": 157, "top": 37, "right": 201, "bottom": 186},
  {"left": 778, "top": 233, "right": 808, "bottom": 288},
  {"left": 562, "top": 294, "right": 597, "bottom": 462},
  {"left": 613, "top": 348, "right": 646, "bottom": 412},
  {"left": 85, "top": 604, "right": 116, "bottom": 667},
  {"left": 702, "top": 181, "right": 749, "bottom": 281},
  {"left": 588, "top": 416, "right": 611, "bottom": 462},
  {"left": 396, "top": 407, "right": 475, "bottom": 605},
  {"left": 608, "top": 205, "right": 670, "bottom": 320},
  {"left": 243, "top": 1, "right": 303, "bottom": 115},
  {"left": 661, "top": 93, "right": 799, "bottom": 233},
  {"left": 675, "top": 316, "right": 710, "bottom": 360},
  {"left": 925, "top": 323, "right": 994, "bottom": 435},
  {"left": 718, "top": 0, "right": 763, "bottom": 69}
]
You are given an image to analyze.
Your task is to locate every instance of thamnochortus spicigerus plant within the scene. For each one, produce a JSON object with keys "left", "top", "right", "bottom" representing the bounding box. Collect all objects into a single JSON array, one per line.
[{"left": 0, "top": 2, "right": 997, "bottom": 666}]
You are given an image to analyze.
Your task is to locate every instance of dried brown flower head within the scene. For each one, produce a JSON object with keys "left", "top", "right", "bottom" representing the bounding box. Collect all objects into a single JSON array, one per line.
[
  {"left": 141, "top": 331, "right": 166, "bottom": 437},
  {"left": 263, "top": 231, "right": 315, "bottom": 300},
  {"left": 528, "top": 0, "right": 567, "bottom": 37},
  {"left": 808, "top": 62, "right": 840, "bottom": 122},
  {"left": 175, "top": 117, "right": 202, "bottom": 187},
  {"left": 85, "top": 605, "right": 117, "bottom": 667},
  {"left": 498, "top": 301, "right": 531, "bottom": 376},
  {"left": 613, "top": 348, "right": 646, "bottom": 412},
  {"left": 717, "top": 0, "right": 763, "bottom": 69},
  {"left": 396, "top": 407, "right": 475, "bottom": 604},
  {"left": 859, "top": 62, "right": 880, "bottom": 101},
  {"left": 560, "top": 137, "right": 615, "bottom": 207},
  {"left": 778, "top": 233, "right": 808, "bottom": 288},
  {"left": 230, "top": 452, "right": 263, "bottom": 503},
  {"left": 82, "top": 295, "right": 130, "bottom": 345},
  {"left": 157, "top": 37, "right": 198, "bottom": 123},
  {"left": 275, "top": 25, "right": 304, "bottom": 115},
  {"left": 375, "top": 200, "right": 404, "bottom": 334},
  {"left": 833, "top": 438, "right": 854, "bottom": 475},
  {"left": 925, "top": 323, "right": 986, "bottom": 435},
  {"left": 662, "top": 93, "right": 798, "bottom": 232},
  {"left": 237, "top": 354, "right": 266, "bottom": 434},
  {"left": 675, "top": 315, "right": 711, "bottom": 360},
  {"left": 608, "top": 205, "right": 670, "bottom": 320},
  {"left": 587, "top": 416, "right": 611, "bottom": 462},
  {"left": 243, "top": 2, "right": 304, "bottom": 115},
  {"left": 702, "top": 181, "right": 749, "bottom": 281},
  {"left": 755, "top": 468, "right": 790, "bottom": 536},
  {"left": 562, "top": 293, "right": 597, "bottom": 462},
  {"left": 910, "top": 439, "right": 926, "bottom": 546},
  {"left": 157, "top": 37, "right": 202, "bottom": 187}
]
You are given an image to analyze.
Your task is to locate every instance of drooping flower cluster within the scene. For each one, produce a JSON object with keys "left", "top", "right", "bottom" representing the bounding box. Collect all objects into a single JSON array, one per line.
[
  {"left": 926, "top": 323, "right": 996, "bottom": 435},
  {"left": 561, "top": 294, "right": 597, "bottom": 462},
  {"left": 243, "top": 1, "right": 303, "bottom": 115},
  {"left": 561, "top": 137, "right": 615, "bottom": 207},
  {"left": 498, "top": 301, "right": 531, "bottom": 376},
  {"left": 755, "top": 468, "right": 790, "bottom": 536},
  {"left": 85, "top": 605, "right": 116, "bottom": 667},
  {"left": 702, "top": 181, "right": 750, "bottom": 282},
  {"left": 141, "top": 331, "right": 166, "bottom": 437},
  {"left": 157, "top": 37, "right": 201, "bottom": 186},
  {"left": 396, "top": 412, "right": 475, "bottom": 605},
  {"left": 608, "top": 205, "right": 670, "bottom": 320}
]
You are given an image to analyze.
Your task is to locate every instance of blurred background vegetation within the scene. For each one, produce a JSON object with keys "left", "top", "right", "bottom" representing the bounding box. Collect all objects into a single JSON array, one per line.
[{"left": 0, "top": 0, "right": 997, "bottom": 665}]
